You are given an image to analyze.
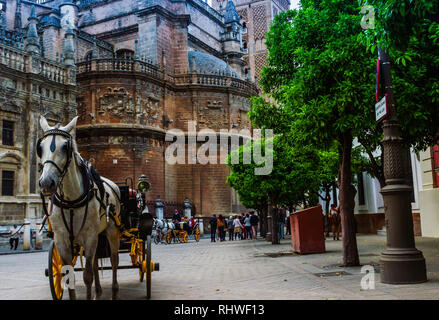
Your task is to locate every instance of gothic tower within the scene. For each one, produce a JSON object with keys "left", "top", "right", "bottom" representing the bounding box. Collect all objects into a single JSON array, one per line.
[{"left": 212, "top": 0, "right": 290, "bottom": 85}]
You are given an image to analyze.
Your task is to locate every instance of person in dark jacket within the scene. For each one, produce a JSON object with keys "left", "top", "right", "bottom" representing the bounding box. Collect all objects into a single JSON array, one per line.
[
  {"left": 172, "top": 209, "right": 182, "bottom": 223},
  {"left": 249, "top": 212, "right": 259, "bottom": 240},
  {"left": 209, "top": 214, "right": 217, "bottom": 242},
  {"left": 227, "top": 216, "right": 234, "bottom": 241}
]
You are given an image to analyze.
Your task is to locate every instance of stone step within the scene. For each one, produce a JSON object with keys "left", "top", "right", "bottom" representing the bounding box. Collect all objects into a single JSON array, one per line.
[{"left": 377, "top": 226, "right": 386, "bottom": 236}]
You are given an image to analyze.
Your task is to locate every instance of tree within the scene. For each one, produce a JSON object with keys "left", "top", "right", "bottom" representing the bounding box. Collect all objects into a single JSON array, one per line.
[
  {"left": 252, "top": 0, "right": 379, "bottom": 266},
  {"left": 227, "top": 136, "right": 322, "bottom": 243}
]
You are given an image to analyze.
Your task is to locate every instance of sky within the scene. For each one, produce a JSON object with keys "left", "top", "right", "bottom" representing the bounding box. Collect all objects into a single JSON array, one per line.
[
  {"left": 207, "top": 0, "right": 301, "bottom": 10},
  {"left": 290, "top": 0, "right": 300, "bottom": 9}
]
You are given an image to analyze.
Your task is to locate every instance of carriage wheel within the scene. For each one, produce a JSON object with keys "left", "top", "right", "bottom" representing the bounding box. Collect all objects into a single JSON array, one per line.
[
  {"left": 178, "top": 231, "right": 185, "bottom": 243},
  {"left": 183, "top": 232, "right": 189, "bottom": 243},
  {"left": 47, "top": 242, "right": 64, "bottom": 300},
  {"left": 146, "top": 235, "right": 152, "bottom": 300},
  {"left": 139, "top": 240, "right": 145, "bottom": 282},
  {"left": 166, "top": 231, "right": 172, "bottom": 244},
  {"left": 194, "top": 227, "right": 201, "bottom": 242}
]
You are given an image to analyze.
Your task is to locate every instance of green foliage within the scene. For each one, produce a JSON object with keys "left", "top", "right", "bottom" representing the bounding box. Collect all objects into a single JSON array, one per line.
[
  {"left": 361, "top": 0, "right": 439, "bottom": 151},
  {"left": 226, "top": 136, "right": 322, "bottom": 209},
  {"left": 258, "top": 1, "right": 376, "bottom": 151}
]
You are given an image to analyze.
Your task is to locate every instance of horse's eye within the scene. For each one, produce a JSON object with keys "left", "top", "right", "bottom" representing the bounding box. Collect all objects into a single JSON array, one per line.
[{"left": 61, "top": 142, "right": 69, "bottom": 153}]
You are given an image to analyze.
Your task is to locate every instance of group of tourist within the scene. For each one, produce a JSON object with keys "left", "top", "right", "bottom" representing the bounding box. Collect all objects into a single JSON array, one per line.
[{"left": 209, "top": 212, "right": 259, "bottom": 242}]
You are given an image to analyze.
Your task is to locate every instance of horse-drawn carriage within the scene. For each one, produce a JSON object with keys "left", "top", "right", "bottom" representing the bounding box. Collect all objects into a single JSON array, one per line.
[
  {"left": 44, "top": 176, "right": 159, "bottom": 300},
  {"left": 37, "top": 116, "right": 159, "bottom": 300},
  {"left": 164, "top": 219, "right": 201, "bottom": 244}
]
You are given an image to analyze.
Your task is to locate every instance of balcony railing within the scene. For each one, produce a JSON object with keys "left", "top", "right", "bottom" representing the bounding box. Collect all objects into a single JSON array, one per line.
[
  {"left": 175, "top": 73, "right": 258, "bottom": 96},
  {"left": 0, "top": 42, "right": 71, "bottom": 84},
  {"left": 77, "top": 57, "right": 258, "bottom": 96},
  {"left": 0, "top": 45, "right": 26, "bottom": 72},
  {"left": 41, "top": 59, "right": 67, "bottom": 84},
  {"left": 77, "top": 57, "right": 163, "bottom": 79}
]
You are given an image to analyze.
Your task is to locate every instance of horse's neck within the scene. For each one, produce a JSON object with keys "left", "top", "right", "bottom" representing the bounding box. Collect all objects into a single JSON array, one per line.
[{"left": 59, "top": 155, "right": 84, "bottom": 201}]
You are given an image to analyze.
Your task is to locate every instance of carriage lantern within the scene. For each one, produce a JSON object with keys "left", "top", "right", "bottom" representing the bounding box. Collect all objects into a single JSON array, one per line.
[
  {"left": 137, "top": 174, "right": 153, "bottom": 240},
  {"left": 137, "top": 174, "right": 151, "bottom": 194}
]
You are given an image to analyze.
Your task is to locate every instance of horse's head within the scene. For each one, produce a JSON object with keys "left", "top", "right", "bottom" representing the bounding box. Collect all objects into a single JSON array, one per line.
[{"left": 37, "top": 115, "right": 79, "bottom": 196}]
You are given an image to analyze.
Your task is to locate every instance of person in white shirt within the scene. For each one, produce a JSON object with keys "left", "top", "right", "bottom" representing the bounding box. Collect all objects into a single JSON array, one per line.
[
  {"left": 9, "top": 224, "right": 20, "bottom": 250},
  {"left": 233, "top": 215, "right": 243, "bottom": 240}
]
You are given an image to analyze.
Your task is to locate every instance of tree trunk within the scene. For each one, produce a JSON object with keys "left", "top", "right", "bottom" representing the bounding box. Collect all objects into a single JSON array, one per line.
[
  {"left": 324, "top": 185, "right": 331, "bottom": 236},
  {"left": 359, "top": 138, "right": 386, "bottom": 188},
  {"left": 271, "top": 206, "right": 280, "bottom": 244},
  {"left": 338, "top": 131, "right": 360, "bottom": 266},
  {"left": 324, "top": 185, "right": 331, "bottom": 216},
  {"left": 260, "top": 206, "right": 267, "bottom": 238}
]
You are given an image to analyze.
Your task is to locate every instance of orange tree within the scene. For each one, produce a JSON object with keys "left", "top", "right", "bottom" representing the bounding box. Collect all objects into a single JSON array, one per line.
[{"left": 250, "top": 0, "right": 376, "bottom": 265}]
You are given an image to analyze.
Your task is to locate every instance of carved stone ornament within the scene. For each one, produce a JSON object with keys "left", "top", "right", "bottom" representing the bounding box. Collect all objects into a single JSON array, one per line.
[
  {"left": 207, "top": 100, "right": 222, "bottom": 108},
  {"left": 136, "top": 96, "right": 161, "bottom": 126},
  {"left": 98, "top": 87, "right": 135, "bottom": 118}
]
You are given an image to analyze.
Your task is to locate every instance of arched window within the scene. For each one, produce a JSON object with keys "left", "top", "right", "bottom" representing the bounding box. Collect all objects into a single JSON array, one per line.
[
  {"left": 115, "top": 49, "right": 134, "bottom": 60},
  {"left": 84, "top": 51, "right": 93, "bottom": 61}
]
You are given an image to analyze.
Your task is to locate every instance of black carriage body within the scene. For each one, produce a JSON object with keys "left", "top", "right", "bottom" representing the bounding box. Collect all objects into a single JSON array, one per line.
[{"left": 117, "top": 184, "right": 138, "bottom": 229}]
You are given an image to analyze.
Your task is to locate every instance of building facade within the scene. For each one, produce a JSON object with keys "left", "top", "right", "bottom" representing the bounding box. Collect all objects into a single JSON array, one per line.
[
  {"left": 0, "top": 0, "right": 266, "bottom": 234},
  {"left": 418, "top": 146, "right": 439, "bottom": 237},
  {"left": 0, "top": 3, "right": 77, "bottom": 237},
  {"left": 211, "top": 0, "right": 290, "bottom": 84}
]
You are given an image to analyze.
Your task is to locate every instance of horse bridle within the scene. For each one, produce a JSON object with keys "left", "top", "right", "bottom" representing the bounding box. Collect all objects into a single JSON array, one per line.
[{"left": 37, "top": 128, "right": 73, "bottom": 185}]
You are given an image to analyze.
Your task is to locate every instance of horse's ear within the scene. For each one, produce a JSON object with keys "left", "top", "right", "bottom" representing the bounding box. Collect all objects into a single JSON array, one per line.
[
  {"left": 39, "top": 115, "right": 50, "bottom": 132},
  {"left": 61, "top": 116, "right": 78, "bottom": 134}
]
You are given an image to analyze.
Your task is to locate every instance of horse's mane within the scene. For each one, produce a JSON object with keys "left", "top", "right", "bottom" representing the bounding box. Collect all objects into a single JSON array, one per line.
[{"left": 71, "top": 135, "right": 85, "bottom": 167}]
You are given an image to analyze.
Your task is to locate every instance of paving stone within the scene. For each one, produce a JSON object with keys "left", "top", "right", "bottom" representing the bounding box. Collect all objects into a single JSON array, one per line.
[{"left": 0, "top": 234, "right": 438, "bottom": 299}]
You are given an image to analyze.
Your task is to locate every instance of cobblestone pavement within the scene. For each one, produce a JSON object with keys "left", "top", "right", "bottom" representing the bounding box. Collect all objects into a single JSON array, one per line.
[{"left": 1, "top": 234, "right": 439, "bottom": 300}]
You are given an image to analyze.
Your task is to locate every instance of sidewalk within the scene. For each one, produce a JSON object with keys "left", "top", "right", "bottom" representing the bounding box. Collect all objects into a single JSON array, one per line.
[
  {"left": 243, "top": 233, "right": 439, "bottom": 299},
  {"left": 1, "top": 233, "right": 438, "bottom": 299},
  {"left": 0, "top": 239, "right": 51, "bottom": 255}
]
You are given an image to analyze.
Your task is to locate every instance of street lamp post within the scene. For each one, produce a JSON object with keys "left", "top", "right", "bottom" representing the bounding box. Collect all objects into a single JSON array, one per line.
[{"left": 378, "top": 48, "right": 427, "bottom": 284}]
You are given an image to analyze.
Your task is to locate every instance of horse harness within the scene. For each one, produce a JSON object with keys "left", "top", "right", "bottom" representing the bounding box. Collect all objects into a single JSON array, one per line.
[{"left": 38, "top": 128, "right": 118, "bottom": 259}]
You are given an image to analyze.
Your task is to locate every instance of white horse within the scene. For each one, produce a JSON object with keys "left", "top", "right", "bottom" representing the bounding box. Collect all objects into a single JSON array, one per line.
[
  {"left": 153, "top": 218, "right": 174, "bottom": 242},
  {"left": 38, "top": 115, "right": 121, "bottom": 300}
]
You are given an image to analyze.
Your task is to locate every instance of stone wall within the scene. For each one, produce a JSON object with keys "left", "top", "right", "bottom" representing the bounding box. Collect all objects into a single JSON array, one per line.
[{"left": 0, "top": 41, "right": 76, "bottom": 226}]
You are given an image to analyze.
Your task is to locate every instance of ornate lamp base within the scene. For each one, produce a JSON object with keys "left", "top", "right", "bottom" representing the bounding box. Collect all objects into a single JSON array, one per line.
[{"left": 380, "top": 248, "right": 427, "bottom": 284}]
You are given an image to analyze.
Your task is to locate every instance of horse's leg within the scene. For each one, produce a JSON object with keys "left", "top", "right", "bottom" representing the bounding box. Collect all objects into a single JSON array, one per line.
[
  {"left": 83, "top": 238, "right": 98, "bottom": 300},
  {"left": 56, "top": 243, "right": 77, "bottom": 300},
  {"left": 93, "top": 253, "right": 103, "bottom": 299},
  {"left": 106, "top": 225, "right": 120, "bottom": 300}
]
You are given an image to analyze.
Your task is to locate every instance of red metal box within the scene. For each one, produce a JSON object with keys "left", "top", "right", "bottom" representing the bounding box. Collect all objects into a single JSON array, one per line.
[{"left": 290, "top": 204, "right": 326, "bottom": 254}]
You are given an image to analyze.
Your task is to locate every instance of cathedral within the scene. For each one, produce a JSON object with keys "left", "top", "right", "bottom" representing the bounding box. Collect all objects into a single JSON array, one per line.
[{"left": 0, "top": 0, "right": 289, "bottom": 234}]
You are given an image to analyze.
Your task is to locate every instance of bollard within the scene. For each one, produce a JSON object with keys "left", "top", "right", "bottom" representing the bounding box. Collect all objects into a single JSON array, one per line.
[
  {"left": 23, "top": 219, "right": 31, "bottom": 250},
  {"left": 198, "top": 218, "right": 204, "bottom": 236},
  {"left": 154, "top": 196, "right": 164, "bottom": 220},
  {"left": 35, "top": 219, "right": 42, "bottom": 250},
  {"left": 184, "top": 197, "right": 192, "bottom": 218}
]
